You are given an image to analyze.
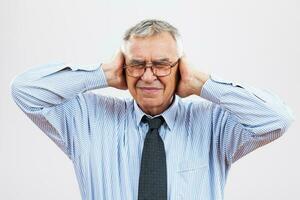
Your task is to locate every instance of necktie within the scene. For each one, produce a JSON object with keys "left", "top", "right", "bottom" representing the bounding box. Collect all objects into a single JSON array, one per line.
[{"left": 138, "top": 116, "right": 167, "bottom": 200}]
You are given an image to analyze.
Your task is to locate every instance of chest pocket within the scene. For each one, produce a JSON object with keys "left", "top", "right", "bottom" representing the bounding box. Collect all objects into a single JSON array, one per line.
[{"left": 176, "top": 160, "right": 208, "bottom": 200}]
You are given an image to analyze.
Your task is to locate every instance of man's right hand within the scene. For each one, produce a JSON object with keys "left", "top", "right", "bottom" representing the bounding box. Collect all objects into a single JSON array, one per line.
[{"left": 102, "top": 50, "right": 127, "bottom": 90}]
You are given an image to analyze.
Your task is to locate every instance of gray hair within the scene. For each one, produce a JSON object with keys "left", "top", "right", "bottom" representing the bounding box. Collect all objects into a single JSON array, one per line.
[{"left": 122, "top": 19, "right": 183, "bottom": 56}]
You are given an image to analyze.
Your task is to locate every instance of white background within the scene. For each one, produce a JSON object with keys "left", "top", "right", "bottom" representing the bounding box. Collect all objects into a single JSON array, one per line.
[{"left": 1, "top": 0, "right": 299, "bottom": 199}]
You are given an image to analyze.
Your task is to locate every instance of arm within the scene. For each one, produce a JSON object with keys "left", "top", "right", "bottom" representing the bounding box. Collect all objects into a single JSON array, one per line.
[
  {"left": 11, "top": 63, "right": 106, "bottom": 108},
  {"left": 176, "top": 56, "right": 294, "bottom": 164},
  {"left": 10, "top": 62, "right": 107, "bottom": 160},
  {"left": 10, "top": 51, "right": 127, "bottom": 160}
]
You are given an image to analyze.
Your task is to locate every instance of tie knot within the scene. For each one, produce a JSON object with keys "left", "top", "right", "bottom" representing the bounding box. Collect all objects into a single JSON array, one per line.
[{"left": 142, "top": 116, "right": 165, "bottom": 130}]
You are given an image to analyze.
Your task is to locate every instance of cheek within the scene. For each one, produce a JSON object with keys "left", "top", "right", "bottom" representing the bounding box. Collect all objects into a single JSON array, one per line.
[{"left": 126, "top": 77, "right": 137, "bottom": 95}]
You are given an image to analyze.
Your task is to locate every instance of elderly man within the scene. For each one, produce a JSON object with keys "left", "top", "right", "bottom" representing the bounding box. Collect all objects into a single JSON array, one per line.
[{"left": 11, "top": 19, "right": 293, "bottom": 200}]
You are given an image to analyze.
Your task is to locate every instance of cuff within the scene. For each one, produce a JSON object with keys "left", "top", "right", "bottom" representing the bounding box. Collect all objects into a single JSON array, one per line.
[
  {"left": 200, "top": 73, "right": 241, "bottom": 104},
  {"left": 67, "top": 63, "right": 108, "bottom": 91}
]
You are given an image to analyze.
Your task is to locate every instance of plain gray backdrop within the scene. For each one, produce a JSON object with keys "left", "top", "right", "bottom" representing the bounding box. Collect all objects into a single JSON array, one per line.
[{"left": 1, "top": 0, "right": 299, "bottom": 199}]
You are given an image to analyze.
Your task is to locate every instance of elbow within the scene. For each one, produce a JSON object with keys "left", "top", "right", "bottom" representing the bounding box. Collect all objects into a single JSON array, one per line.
[
  {"left": 277, "top": 107, "right": 295, "bottom": 134},
  {"left": 10, "top": 74, "right": 28, "bottom": 108},
  {"left": 10, "top": 75, "right": 21, "bottom": 102}
]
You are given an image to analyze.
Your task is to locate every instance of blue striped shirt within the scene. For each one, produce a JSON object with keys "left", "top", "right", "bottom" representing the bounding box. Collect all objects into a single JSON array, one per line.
[{"left": 10, "top": 63, "right": 294, "bottom": 200}]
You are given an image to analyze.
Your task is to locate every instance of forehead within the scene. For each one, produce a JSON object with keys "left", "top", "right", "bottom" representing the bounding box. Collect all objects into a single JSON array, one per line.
[{"left": 124, "top": 32, "right": 178, "bottom": 60}]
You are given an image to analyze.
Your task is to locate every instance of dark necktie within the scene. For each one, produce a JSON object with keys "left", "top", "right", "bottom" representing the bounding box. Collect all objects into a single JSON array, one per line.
[{"left": 138, "top": 116, "right": 167, "bottom": 200}]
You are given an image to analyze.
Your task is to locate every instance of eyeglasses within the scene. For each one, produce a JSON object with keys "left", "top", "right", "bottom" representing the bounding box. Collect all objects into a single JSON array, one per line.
[{"left": 123, "top": 59, "right": 179, "bottom": 77}]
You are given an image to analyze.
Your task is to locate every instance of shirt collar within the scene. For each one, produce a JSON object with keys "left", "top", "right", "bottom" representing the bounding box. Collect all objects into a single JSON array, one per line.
[{"left": 134, "top": 95, "right": 179, "bottom": 131}]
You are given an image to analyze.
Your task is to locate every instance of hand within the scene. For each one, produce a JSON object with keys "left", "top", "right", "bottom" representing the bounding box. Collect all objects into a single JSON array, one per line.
[
  {"left": 176, "top": 56, "right": 210, "bottom": 97},
  {"left": 102, "top": 50, "right": 127, "bottom": 90}
]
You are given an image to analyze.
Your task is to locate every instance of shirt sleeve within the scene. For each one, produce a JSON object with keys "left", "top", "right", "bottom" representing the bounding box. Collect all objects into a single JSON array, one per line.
[
  {"left": 10, "top": 62, "right": 108, "bottom": 160},
  {"left": 200, "top": 74, "right": 294, "bottom": 165}
]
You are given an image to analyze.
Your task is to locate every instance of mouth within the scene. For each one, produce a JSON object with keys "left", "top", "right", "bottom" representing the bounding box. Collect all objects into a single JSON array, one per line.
[{"left": 138, "top": 87, "right": 163, "bottom": 94}]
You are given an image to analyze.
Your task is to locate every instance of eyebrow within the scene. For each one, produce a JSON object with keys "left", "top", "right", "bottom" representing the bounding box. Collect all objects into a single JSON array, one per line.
[
  {"left": 129, "top": 58, "right": 171, "bottom": 64},
  {"left": 154, "top": 58, "right": 171, "bottom": 62}
]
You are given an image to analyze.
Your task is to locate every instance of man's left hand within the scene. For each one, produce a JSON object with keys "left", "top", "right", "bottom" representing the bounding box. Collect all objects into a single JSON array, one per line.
[{"left": 176, "top": 56, "right": 210, "bottom": 97}]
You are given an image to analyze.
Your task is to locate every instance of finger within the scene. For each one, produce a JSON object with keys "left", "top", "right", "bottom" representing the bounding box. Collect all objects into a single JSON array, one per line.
[{"left": 178, "top": 55, "right": 189, "bottom": 76}]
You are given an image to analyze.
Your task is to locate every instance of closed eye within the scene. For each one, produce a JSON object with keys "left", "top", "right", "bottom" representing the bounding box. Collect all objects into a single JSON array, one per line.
[{"left": 130, "top": 63, "right": 145, "bottom": 68}]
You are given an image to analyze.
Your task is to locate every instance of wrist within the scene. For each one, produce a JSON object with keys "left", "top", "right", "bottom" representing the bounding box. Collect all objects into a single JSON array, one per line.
[
  {"left": 193, "top": 71, "right": 210, "bottom": 96},
  {"left": 102, "top": 63, "right": 115, "bottom": 87}
]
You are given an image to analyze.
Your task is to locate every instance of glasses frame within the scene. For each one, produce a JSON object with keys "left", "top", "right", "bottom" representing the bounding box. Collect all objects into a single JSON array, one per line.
[{"left": 123, "top": 59, "right": 179, "bottom": 78}]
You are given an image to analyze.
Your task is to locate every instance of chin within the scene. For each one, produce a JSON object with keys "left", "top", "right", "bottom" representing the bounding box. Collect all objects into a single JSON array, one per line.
[
  {"left": 140, "top": 98, "right": 163, "bottom": 107},
  {"left": 138, "top": 98, "right": 163, "bottom": 109}
]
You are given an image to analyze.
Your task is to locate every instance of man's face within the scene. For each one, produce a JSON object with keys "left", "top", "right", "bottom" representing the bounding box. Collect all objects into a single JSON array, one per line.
[{"left": 123, "top": 32, "right": 179, "bottom": 115}]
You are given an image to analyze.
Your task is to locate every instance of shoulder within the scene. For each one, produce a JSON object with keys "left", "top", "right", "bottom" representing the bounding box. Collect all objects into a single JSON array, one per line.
[
  {"left": 180, "top": 96, "right": 214, "bottom": 113},
  {"left": 179, "top": 96, "right": 229, "bottom": 120},
  {"left": 81, "top": 91, "right": 134, "bottom": 114}
]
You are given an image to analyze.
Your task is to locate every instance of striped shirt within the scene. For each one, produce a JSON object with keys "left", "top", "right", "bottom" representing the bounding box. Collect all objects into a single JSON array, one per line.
[{"left": 10, "top": 63, "right": 294, "bottom": 200}]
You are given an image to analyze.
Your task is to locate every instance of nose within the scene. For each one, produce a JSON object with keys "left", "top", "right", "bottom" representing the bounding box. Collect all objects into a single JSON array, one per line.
[{"left": 140, "top": 67, "right": 157, "bottom": 82}]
